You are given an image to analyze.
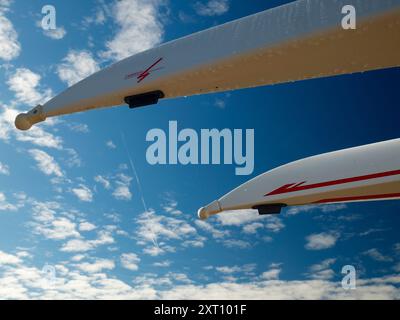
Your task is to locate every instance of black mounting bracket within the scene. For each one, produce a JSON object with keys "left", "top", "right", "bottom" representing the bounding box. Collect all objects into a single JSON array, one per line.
[
  {"left": 252, "top": 204, "right": 287, "bottom": 215},
  {"left": 124, "top": 90, "right": 165, "bottom": 109}
]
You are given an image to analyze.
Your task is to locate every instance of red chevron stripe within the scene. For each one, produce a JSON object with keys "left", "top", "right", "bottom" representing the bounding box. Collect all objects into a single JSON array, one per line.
[
  {"left": 265, "top": 169, "right": 400, "bottom": 196},
  {"left": 314, "top": 193, "right": 400, "bottom": 204},
  {"left": 137, "top": 58, "right": 163, "bottom": 83}
]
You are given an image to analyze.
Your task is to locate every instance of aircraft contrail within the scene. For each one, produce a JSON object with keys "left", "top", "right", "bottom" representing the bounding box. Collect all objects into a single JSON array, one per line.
[{"left": 120, "top": 131, "right": 160, "bottom": 249}]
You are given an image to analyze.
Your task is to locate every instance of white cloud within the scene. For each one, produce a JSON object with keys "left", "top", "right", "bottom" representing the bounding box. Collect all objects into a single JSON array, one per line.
[
  {"left": 104, "top": 212, "right": 121, "bottom": 223},
  {"left": 112, "top": 174, "right": 132, "bottom": 201},
  {"left": 261, "top": 268, "right": 281, "bottom": 280},
  {"left": 61, "top": 239, "right": 93, "bottom": 252},
  {"left": 101, "top": 0, "right": 165, "bottom": 61},
  {"left": 106, "top": 140, "right": 116, "bottom": 149},
  {"left": 305, "top": 232, "right": 339, "bottom": 251},
  {"left": 242, "top": 222, "right": 263, "bottom": 234},
  {"left": 194, "top": 0, "right": 229, "bottom": 16},
  {"left": 31, "top": 201, "right": 59, "bottom": 223},
  {"left": 64, "top": 148, "right": 82, "bottom": 168},
  {"left": 0, "top": 1, "right": 12, "bottom": 8},
  {"left": 17, "top": 125, "right": 63, "bottom": 149},
  {"left": 0, "top": 2, "right": 20, "bottom": 61},
  {"left": 71, "top": 184, "right": 93, "bottom": 202},
  {"left": 153, "top": 260, "right": 171, "bottom": 267},
  {"left": 82, "top": 5, "right": 108, "bottom": 27},
  {"left": 77, "top": 259, "right": 115, "bottom": 273},
  {"left": 215, "top": 209, "right": 285, "bottom": 234},
  {"left": 34, "top": 217, "right": 80, "bottom": 240},
  {"left": 309, "top": 259, "right": 337, "bottom": 273},
  {"left": 308, "top": 259, "right": 337, "bottom": 280},
  {"left": 29, "top": 149, "right": 63, "bottom": 177},
  {"left": 318, "top": 204, "right": 348, "bottom": 213},
  {"left": 222, "top": 239, "right": 251, "bottom": 249},
  {"left": 265, "top": 216, "right": 285, "bottom": 233},
  {"left": 66, "top": 122, "right": 90, "bottom": 134},
  {"left": 0, "top": 192, "right": 18, "bottom": 211},
  {"left": 182, "top": 239, "right": 205, "bottom": 248},
  {"left": 0, "top": 248, "right": 400, "bottom": 299},
  {"left": 161, "top": 276, "right": 400, "bottom": 300},
  {"left": 262, "top": 236, "right": 274, "bottom": 243},
  {"left": 137, "top": 210, "right": 197, "bottom": 244},
  {"left": 162, "top": 198, "right": 183, "bottom": 215},
  {"left": 309, "top": 269, "right": 336, "bottom": 281},
  {"left": 195, "top": 220, "right": 229, "bottom": 239},
  {"left": 214, "top": 98, "right": 226, "bottom": 109},
  {"left": 363, "top": 249, "right": 393, "bottom": 262},
  {"left": 7, "top": 68, "right": 53, "bottom": 105},
  {"left": 394, "top": 243, "right": 400, "bottom": 255},
  {"left": 18, "top": 126, "right": 62, "bottom": 149},
  {"left": 0, "top": 250, "right": 21, "bottom": 265},
  {"left": 215, "top": 264, "right": 256, "bottom": 275},
  {"left": 0, "top": 108, "right": 10, "bottom": 141},
  {"left": 120, "top": 253, "right": 140, "bottom": 271},
  {"left": 169, "top": 273, "right": 192, "bottom": 284},
  {"left": 287, "top": 204, "right": 347, "bottom": 216},
  {"left": 0, "top": 261, "right": 155, "bottom": 299},
  {"left": 0, "top": 161, "right": 9, "bottom": 175},
  {"left": 57, "top": 50, "right": 100, "bottom": 86},
  {"left": 30, "top": 201, "right": 81, "bottom": 240},
  {"left": 215, "top": 266, "right": 241, "bottom": 274},
  {"left": 71, "top": 254, "right": 85, "bottom": 262},
  {"left": 79, "top": 221, "right": 96, "bottom": 232},
  {"left": 178, "top": 11, "right": 195, "bottom": 24},
  {"left": 20, "top": 128, "right": 62, "bottom": 149},
  {"left": 135, "top": 210, "right": 203, "bottom": 255},
  {"left": 43, "top": 26, "right": 67, "bottom": 40},
  {"left": 61, "top": 230, "right": 114, "bottom": 252},
  {"left": 16, "top": 251, "right": 31, "bottom": 259},
  {"left": 94, "top": 175, "right": 111, "bottom": 189},
  {"left": 359, "top": 228, "right": 386, "bottom": 237},
  {"left": 215, "top": 209, "right": 261, "bottom": 226},
  {"left": 143, "top": 246, "right": 164, "bottom": 257}
]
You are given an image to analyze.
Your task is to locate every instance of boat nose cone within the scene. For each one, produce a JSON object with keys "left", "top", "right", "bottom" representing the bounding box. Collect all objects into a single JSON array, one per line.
[
  {"left": 197, "top": 200, "right": 222, "bottom": 220},
  {"left": 14, "top": 105, "right": 46, "bottom": 131},
  {"left": 15, "top": 113, "right": 32, "bottom": 131}
]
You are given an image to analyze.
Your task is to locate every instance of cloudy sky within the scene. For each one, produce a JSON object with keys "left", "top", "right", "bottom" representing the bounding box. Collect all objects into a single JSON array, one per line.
[{"left": 0, "top": 0, "right": 400, "bottom": 299}]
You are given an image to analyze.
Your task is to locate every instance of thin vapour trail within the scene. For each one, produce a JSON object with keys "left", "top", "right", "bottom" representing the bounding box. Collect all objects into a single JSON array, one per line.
[{"left": 120, "top": 131, "right": 160, "bottom": 249}]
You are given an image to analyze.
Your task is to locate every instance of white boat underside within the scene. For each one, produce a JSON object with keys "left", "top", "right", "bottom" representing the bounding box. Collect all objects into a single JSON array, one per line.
[
  {"left": 16, "top": 0, "right": 400, "bottom": 129},
  {"left": 44, "top": 4, "right": 400, "bottom": 118},
  {"left": 161, "top": 9, "right": 400, "bottom": 99}
]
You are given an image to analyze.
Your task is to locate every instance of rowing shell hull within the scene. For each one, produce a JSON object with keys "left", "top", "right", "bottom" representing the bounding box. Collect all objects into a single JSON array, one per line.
[
  {"left": 16, "top": 0, "right": 400, "bottom": 129},
  {"left": 198, "top": 139, "right": 400, "bottom": 219}
]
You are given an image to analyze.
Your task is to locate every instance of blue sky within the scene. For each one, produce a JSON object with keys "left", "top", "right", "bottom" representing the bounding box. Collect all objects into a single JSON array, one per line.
[{"left": 0, "top": 0, "right": 400, "bottom": 299}]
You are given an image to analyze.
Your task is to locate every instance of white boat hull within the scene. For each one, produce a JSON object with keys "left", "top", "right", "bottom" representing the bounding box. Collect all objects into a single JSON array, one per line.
[
  {"left": 15, "top": 0, "right": 400, "bottom": 130},
  {"left": 198, "top": 139, "right": 400, "bottom": 219}
]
